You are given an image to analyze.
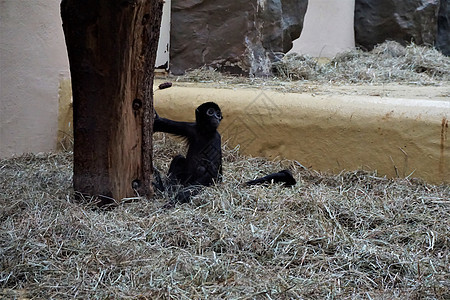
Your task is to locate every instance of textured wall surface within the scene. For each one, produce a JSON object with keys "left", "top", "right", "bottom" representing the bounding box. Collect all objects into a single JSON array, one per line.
[
  {"left": 436, "top": 0, "right": 449, "bottom": 55},
  {"left": 170, "top": 0, "right": 308, "bottom": 75},
  {"left": 170, "top": 0, "right": 449, "bottom": 74},
  {"left": 354, "top": 0, "right": 441, "bottom": 51}
]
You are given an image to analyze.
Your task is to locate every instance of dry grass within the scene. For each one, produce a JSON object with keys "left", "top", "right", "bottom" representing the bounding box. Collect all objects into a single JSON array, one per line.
[
  {"left": 275, "top": 41, "right": 450, "bottom": 85},
  {"left": 176, "top": 42, "right": 449, "bottom": 88},
  {"left": 1, "top": 41, "right": 449, "bottom": 299},
  {"left": 1, "top": 135, "right": 449, "bottom": 299}
]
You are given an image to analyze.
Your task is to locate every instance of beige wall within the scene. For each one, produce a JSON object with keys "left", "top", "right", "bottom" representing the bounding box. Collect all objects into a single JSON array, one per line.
[
  {"left": 155, "top": 84, "right": 449, "bottom": 185},
  {"left": 0, "top": 0, "right": 70, "bottom": 158},
  {"left": 289, "top": 0, "right": 355, "bottom": 57},
  {"left": 0, "top": 0, "right": 172, "bottom": 158}
]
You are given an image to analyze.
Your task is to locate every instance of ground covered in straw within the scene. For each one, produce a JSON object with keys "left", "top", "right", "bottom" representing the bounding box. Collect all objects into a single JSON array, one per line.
[
  {"left": 2, "top": 42, "right": 450, "bottom": 299},
  {"left": 1, "top": 134, "right": 449, "bottom": 299}
]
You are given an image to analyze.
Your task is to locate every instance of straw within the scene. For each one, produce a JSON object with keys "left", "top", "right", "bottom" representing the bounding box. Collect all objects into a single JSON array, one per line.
[{"left": 1, "top": 134, "right": 448, "bottom": 299}]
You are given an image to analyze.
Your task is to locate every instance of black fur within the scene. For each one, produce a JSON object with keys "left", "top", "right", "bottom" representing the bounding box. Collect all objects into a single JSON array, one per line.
[
  {"left": 154, "top": 102, "right": 223, "bottom": 203},
  {"left": 246, "top": 169, "right": 296, "bottom": 187},
  {"left": 154, "top": 101, "right": 296, "bottom": 206}
]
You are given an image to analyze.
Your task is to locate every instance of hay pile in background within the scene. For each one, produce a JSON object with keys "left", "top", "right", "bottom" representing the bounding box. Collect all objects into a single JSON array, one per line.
[
  {"left": 275, "top": 41, "right": 449, "bottom": 84},
  {"left": 1, "top": 135, "right": 449, "bottom": 299},
  {"left": 179, "top": 41, "right": 449, "bottom": 87}
]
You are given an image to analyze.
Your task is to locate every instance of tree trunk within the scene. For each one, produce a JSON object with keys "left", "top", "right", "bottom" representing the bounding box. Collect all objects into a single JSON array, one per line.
[{"left": 61, "top": 0, "right": 163, "bottom": 204}]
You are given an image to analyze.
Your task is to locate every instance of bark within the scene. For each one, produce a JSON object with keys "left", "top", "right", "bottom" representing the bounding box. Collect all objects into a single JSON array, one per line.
[{"left": 61, "top": 0, "right": 163, "bottom": 204}]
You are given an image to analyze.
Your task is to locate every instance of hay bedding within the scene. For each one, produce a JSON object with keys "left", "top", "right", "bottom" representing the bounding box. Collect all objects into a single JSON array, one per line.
[
  {"left": 1, "top": 42, "right": 450, "bottom": 299},
  {"left": 179, "top": 41, "right": 450, "bottom": 91},
  {"left": 1, "top": 135, "right": 449, "bottom": 299},
  {"left": 273, "top": 41, "right": 450, "bottom": 84}
]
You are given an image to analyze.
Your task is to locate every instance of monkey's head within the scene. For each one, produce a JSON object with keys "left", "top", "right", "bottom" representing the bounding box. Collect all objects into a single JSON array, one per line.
[{"left": 196, "top": 102, "right": 223, "bottom": 131}]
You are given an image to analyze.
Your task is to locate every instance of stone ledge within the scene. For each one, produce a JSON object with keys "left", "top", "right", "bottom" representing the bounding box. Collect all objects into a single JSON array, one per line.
[{"left": 154, "top": 84, "right": 449, "bottom": 184}]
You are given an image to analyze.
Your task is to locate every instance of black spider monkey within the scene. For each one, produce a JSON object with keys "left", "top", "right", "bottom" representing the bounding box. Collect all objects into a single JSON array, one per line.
[
  {"left": 153, "top": 98, "right": 296, "bottom": 206},
  {"left": 153, "top": 102, "right": 223, "bottom": 204}
]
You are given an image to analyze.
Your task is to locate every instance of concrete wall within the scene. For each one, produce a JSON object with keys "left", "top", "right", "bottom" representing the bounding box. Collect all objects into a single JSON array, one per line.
[
  {"left": 155, "top": 0, "right": 171, "bottom": 69},
  {"left": 289, "top": 0, "right": 355, "bottom": 57},
  {"left": 0, "top": 0, "right": 172, "bottom": 158},
  {"left": 0, "top": 0, "right": 70, "bottom": 158},
  {"left": 154, "top": 84, "right": 449, "bottom": 185}
]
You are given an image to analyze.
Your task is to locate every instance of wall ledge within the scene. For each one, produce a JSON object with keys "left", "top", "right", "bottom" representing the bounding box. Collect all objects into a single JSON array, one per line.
[{"left": 154, "top": 82, "right": 449, "bottom": 184}]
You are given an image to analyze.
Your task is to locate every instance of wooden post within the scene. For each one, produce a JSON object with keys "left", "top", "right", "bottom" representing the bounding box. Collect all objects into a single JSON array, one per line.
[{"left": 61, "top": 0, "right": 163, "bottom": 204}]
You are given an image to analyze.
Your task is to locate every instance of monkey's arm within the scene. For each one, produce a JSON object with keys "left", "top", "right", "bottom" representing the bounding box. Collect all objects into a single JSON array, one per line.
[{"left": 154, "top": 115, "right": 196, "bottom": 138}]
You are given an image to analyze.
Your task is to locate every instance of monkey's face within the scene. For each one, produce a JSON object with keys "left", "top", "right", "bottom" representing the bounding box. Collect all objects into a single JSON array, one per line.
[
  {"left": 205, "top": 107, "right": 222, "bottom": 128},
  {"left": 196, "top": 102, "right": 223, "bottom": 130}
]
